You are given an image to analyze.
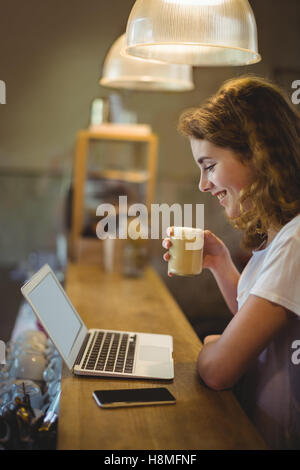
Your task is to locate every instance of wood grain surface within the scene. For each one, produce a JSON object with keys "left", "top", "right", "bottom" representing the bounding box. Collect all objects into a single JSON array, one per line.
[{"left": 57, "top": 264, "right": 267, "bottom": 450}]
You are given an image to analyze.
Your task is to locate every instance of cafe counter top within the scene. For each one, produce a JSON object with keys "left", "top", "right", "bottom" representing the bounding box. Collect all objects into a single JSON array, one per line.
[{"left": 57, "top": 263, "right": 267, "bottom": 450}]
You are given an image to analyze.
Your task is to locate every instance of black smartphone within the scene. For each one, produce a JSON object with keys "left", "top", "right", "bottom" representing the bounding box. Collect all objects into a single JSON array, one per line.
[{"left": 93, "top": 387, "right": 176, "bottom": 408}]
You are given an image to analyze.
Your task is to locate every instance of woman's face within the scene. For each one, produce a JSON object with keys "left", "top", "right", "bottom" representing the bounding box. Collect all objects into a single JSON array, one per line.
[{"left": 190, "top": 138, "right": 254, "bottom": 218}]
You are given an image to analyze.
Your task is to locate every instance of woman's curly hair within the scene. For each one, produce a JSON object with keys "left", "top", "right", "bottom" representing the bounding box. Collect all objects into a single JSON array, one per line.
[{"left": 178, "top": 75, "right": 300, "bottom": 249}]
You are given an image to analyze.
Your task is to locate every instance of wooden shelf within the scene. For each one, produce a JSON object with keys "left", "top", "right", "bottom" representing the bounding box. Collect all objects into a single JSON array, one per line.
[
  {"left": 70, "top": 128, "right": 158, "bottom": 260},
  {"left": 88, "top": 169, "right": 149, "bottom": 184},
  {"left": 79, "top": 125, "right": 154, "bottom": 142}
]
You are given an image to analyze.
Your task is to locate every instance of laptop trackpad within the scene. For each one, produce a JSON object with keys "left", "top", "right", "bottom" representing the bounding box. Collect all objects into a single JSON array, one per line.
[{"left": 138, "top": 346, "right": 170, "bottom": 362}]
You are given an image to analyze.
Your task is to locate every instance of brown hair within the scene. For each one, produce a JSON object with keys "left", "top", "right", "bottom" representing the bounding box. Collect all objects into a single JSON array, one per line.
[{"left": 178, "top": 75, "right": 300, "bottom": 249}]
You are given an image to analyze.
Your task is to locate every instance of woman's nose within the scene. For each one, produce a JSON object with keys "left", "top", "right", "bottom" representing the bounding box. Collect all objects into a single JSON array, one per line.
[{"left": 199, "top": 172, "right": 214, "bottom": 192}]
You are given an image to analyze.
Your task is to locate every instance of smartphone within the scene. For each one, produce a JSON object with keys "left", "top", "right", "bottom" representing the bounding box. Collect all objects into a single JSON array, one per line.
[{"left": 93, "top": 387, "right": 176, "bottom": 408}]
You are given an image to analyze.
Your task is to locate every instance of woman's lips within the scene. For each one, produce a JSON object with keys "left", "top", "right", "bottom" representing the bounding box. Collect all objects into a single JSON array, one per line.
[{"left": 214, "top": 190, "right": 227, "bottom": 203}]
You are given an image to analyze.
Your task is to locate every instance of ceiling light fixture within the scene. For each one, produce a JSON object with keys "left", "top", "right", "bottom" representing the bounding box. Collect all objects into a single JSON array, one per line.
[
  {"left": 100, "top": 34, "right": 194, "bottom": 91},
  {"left": 125, "top": 0, "right": 261, "bottom": 66}
]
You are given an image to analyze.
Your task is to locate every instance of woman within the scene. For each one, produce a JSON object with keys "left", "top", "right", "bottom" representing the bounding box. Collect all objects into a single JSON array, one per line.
[{"left": 163, "top": 76, "right": 300, "bottom": 449}]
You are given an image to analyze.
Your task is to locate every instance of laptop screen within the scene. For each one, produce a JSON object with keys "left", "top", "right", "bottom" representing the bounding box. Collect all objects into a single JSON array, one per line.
[{"left": 28, "top": 272, "right": 82, "bottom": 357}]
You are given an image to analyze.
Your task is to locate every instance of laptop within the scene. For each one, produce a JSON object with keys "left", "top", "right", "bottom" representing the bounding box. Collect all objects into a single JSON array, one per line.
[{"left": 21, "top": 264, "right": 174, "bottom": 380}]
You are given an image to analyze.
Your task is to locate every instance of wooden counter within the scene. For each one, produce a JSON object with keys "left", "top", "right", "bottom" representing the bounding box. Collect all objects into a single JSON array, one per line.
[{"left": 57, "top": 263, "right": 267, "bottom": 450}]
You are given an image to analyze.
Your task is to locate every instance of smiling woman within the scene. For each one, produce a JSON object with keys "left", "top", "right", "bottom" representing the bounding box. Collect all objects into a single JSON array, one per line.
[
  {"left": 178, "top": 75, "right": 300, "bottom": 250},
  {"left": 161, "top": 75, "right": 300, "bottom": 450},
  {"left": 189, "top": 139, "right": 255, "bottom": 219}
]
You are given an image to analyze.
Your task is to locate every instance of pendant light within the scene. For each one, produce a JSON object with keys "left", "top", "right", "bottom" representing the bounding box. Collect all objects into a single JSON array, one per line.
[
  {"left": 99, "top": 34, "right": 194, "bottom": 91},
  {"left": 125, "top": 0, "right": 261, "bottom": 66}
]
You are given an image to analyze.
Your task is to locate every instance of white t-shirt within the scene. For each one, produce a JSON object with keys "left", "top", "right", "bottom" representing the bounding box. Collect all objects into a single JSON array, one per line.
[{"left": 235, "top": 214, "right": 300, "bottom": 450}]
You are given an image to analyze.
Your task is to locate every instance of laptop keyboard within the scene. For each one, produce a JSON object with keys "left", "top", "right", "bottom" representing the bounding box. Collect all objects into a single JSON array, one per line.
[{"left": 78, "top": 331, "right": 136, "bottom": 374}]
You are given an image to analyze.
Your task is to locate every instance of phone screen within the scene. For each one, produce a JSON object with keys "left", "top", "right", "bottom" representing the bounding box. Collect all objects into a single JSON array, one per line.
[{"left": 93, "top": 387, "right": 176, "bottom": 408}]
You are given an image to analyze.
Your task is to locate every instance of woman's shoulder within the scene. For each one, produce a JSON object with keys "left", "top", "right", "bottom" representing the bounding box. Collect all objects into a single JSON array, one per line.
[
  {"left": 272, "top": 214, "right": 300, "bottom": 246},
  {"left": 251, "top": 214, "right": 300, "bottom": 257},
  {"left": 256, "top": 214, "right": 300, "bottom": 268},
  {"left": 282, "top": 213, "right": 300, "bottom": 231}
]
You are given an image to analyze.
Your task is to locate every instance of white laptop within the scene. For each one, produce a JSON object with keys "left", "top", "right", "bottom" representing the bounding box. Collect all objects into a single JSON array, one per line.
[{"left": 21, "top": 264, "right": 174, "bottom": 380}]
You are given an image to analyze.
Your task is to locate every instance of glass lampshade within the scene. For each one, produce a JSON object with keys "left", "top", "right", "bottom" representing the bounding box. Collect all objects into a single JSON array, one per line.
[
  {"left": 99, "top": 34, "right": 194, "bottom": 91},
  {"left": 126, "top": 0, "right": 261, "bottom": 66}
]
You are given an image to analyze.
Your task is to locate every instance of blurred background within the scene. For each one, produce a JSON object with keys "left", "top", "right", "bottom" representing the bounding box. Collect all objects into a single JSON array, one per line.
[{"left": 0, "top": 0, "right": 299, "bottom": 343}]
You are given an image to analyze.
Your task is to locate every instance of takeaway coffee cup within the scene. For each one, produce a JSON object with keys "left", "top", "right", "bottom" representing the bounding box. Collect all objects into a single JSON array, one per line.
[{"left": 168, "top": 227, "right": 204, "bottom": 276}]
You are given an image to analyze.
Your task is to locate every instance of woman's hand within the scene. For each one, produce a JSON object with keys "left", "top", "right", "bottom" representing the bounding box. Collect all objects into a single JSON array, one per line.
[
  {"left": 162, "top": 227, "right": 174, "bottom": 277},
  {"left": 162, "top": 228, "right": 229, "bottom": 276},
  {"left": 162, "top": 227, "right": 240, "bottom": 314},
  {"left": 203, "top": 335, "right": 221, "bottom": 345},
  {"left": 200, "top": 230, "right": 230, "bottom": 271}
]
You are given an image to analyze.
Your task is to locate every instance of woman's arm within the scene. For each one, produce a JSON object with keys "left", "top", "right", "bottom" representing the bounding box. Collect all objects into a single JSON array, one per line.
[
  {"left": 208, "top": 249, "right": 240, "bottom": 315},
  {"left": 197, "top": 294, "right": 290, "bottom": 390}
]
